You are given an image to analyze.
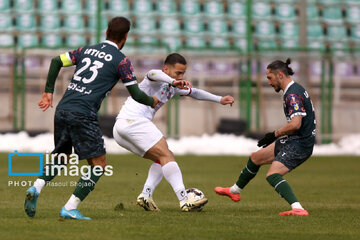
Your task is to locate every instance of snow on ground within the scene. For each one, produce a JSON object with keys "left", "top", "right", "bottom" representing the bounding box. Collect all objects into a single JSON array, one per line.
[{"left": 1, "top": 132, "right": 360, "bottom": 156}]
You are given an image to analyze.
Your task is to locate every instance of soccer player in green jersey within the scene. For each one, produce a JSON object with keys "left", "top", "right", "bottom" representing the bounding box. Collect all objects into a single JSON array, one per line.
[
  {"left": 215, "top": 59, "right": 316, "bottom": 216},
  {"left": 24, "top": 17, "right": 159, "bottom": 220}
]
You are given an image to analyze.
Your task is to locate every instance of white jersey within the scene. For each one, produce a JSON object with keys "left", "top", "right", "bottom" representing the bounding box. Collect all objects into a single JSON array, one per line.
[
  {"left": 117, "top": 70, "right": 191, "bottom": 121},
  {"left": 114, "top": 69, "right": 222, "bottom": 156}
]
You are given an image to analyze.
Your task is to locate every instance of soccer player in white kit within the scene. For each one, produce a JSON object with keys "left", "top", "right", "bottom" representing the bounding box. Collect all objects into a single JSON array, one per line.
[{"left": 113, "top": 53, "right": 235, "bottom": 212}]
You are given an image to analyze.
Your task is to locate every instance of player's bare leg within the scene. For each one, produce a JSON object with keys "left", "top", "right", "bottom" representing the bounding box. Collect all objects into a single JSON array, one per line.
[
  {"left": 144, "top": 137, "right": 175, "bottom": 166},
  {"left": 143, "top": 137, "right": 207, "bottom": 211},
  {"left": 266, "top": 160, "right": 290, "bottom": 176}
]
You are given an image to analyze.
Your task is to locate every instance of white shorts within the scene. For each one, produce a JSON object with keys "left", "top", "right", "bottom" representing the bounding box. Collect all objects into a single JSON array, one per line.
[{"left": 113, "top": 117, "right": 163, "bottom": 157}]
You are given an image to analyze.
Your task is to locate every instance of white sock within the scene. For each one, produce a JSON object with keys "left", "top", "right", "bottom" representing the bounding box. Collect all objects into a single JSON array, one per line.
[
  {"left": 230, "top": 184, "right": 242, "bottom": 194},
  {"left": 64, "top": 194, "right": 81, "bottom": 211},
  {"left": 291, "top": 202, "right": 304, "bottom": 210},
  {"left": 142, "top": 162, "right": 163, "bottom": 198},
  {"left": 162, "top": 161, "right": 188, "bottom": 202},
  {"left": 33, "top": 179, "right": 46, "bottom": 193}
]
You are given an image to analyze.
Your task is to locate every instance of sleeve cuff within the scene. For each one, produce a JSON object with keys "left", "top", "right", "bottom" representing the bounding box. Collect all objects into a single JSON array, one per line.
[
  {"left": 123, "top": 80, "right": 137, "bottom": 86},
  {"left": 290, "top": 112, "right": 306, "bottom": 119}
]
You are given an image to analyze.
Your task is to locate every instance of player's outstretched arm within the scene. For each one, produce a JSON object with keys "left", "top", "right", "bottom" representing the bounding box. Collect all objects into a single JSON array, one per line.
[
  {"left": 38, "top": 56, "right": 63, "bottom": 111},
  {"left": 187, "top": 88, "right": 233, "bottom": 105},
  {"left": 43, "top": 56, "right": 63, "bottom": 93},
  {"left": 220, "top": 95, "right": 234, "bottom": 106}
]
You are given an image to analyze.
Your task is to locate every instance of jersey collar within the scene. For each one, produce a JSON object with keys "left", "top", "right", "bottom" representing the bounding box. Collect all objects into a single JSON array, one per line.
[
  {"left": 103, "top": 40, "right": 119, "bottom": 49},
  {"left": 283, "top": 80, "right": 295, "bottom": 95}
]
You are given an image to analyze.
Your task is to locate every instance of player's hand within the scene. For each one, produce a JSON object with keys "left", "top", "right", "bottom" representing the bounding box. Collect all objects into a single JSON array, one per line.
[
  {"left": 257, "top": 131, "right": 276, "bottom": 148},
  {"left": 220, "top": 95, "right": 234, "bottom": 106},
  {"left": 152, "top": 96, "right": 160, "bottom": 108},
  {"left": 38, "top": 92, "right": 53, "bottom": 112},
  {"left": 172, "top": 80, "right": 192, "bottom": 90}
]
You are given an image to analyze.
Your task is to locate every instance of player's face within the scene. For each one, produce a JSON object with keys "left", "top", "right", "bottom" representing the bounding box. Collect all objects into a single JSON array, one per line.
[
  {"left": 266, "top": 69, "right": 282, "bottom": 93},
  {"left": 164, "top": 63, "right": 187, "bottom": 80}
]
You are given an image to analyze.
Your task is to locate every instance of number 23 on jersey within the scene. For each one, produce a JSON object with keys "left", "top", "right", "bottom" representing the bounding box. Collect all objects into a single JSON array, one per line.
[{"left": 73, "top": 57, "right": 104, "bottom": 84}]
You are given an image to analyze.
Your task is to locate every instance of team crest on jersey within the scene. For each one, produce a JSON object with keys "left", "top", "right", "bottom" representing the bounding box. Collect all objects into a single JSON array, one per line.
[
  {"left": 287, "top": 94, "right": 305, "bottom": 114},
  {"left": 293, "top": 103, "right": 299, "bottom": 110}
]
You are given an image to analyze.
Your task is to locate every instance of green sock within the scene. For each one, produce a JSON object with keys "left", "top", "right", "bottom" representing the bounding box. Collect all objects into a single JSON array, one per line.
[
  {"left": 235, "top": 158, "right": 260, "bottom": 189},
  {"left": 73, "top": 166, "right": 104, "bottom": 201},
  {"left": 266, "top": 173, "right": 298, "bottom": 204},
  {"left": 38, "top": 158, "right": 66, "bottom": 183}
]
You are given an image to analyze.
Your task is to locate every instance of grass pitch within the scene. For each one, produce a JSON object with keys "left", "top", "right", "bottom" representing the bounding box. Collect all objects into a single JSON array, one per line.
[{"left": 1, "top": 153, "right": 360, "bottom": 240}]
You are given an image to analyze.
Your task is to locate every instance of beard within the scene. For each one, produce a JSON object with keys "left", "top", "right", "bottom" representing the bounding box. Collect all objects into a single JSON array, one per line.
[
  {"left": 273, "top": 76, "right": 281, "bottom": 92},
  {"left": 271, "top": 84, "right": 281, "bottom": 92}
]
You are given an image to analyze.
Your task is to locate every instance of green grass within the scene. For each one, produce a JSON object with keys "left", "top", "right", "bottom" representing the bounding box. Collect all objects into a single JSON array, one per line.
[{"left": 1, "top": 153, "right": 360, "bottom": 240}]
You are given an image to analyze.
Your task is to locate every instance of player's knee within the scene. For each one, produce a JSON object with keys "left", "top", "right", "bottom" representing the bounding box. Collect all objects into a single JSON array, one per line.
[
  {"left": 99, "top": 162, "right": 107, "bottom": 170},
  {"left": 250, "top": 152, "right": 261, "bottom": 165},
  {"left": 168, "top": 150, "right": 175, "bottom": 159},
  {"left": 156, "top": 149, "right": 175, "bottom": 165},
  {"left": 88, "top": 156, "right": 107, "bottom": 169},
  {"left": 100, "top": 158, "right": 107, "bottom": 169},
  {"left": 162, "top": 150, "right": 175, "bottom": 161},
  {"left": 93, "top": 162, "right": 106, "bottom": 170}
]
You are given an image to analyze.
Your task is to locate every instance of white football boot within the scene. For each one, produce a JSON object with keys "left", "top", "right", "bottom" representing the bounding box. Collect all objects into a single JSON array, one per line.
[
  {"left": 180, "top": 197, "right": 208, "bottom": 212},
  {"left": 136, "top": 193, "right": 160, "bottom": 212}
]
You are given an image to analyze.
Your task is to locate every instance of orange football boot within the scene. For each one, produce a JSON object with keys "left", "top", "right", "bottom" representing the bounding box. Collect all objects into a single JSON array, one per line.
[
  {"left": 279, "top": 208, "right": 309, "bottom": 216},
  {"left": 214, "top": 187, "right": 241, "bottom": 202}
]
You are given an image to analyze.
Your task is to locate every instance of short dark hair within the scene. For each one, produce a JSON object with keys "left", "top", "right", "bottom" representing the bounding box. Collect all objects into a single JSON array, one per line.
[
  {"left": 267, "top": 58, "right": 294, "bottom": 76},
  {"left": 106, "top": 17, "right": 131, "bottom": 43},
  {"left": 164, "top": 53, "right": 187, "bottom": 66}
]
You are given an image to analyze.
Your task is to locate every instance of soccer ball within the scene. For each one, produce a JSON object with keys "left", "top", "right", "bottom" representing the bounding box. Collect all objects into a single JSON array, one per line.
[{"left": 186, "top": 188, "right": 206, "bottom": 212}]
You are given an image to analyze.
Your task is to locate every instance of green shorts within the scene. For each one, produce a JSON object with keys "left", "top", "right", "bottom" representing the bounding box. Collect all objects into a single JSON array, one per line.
[
  {"left": 274, "top": 137, "right": 313, "bottom": 171},
  {"left": 52, "top": 109, "right": 106, "bottom": 160}
]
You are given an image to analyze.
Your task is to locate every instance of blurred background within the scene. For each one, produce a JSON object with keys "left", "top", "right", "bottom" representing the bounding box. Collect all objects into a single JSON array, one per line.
[{"left": 0, "top": 0, "right": 359, "bottom": 144}]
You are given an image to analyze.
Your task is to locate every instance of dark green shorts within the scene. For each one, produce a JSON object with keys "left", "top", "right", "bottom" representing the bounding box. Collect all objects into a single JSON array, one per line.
[
  {"left": 52, "top": 109, "right": 106, "bottom": 160},
  {"left": 274, "top": 137, "right": 313, "bottom": 171}
]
